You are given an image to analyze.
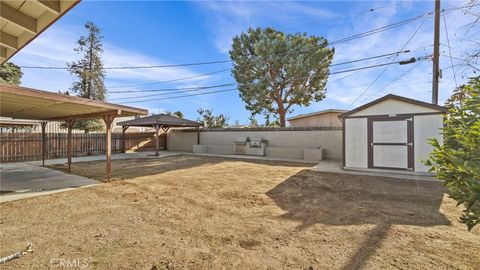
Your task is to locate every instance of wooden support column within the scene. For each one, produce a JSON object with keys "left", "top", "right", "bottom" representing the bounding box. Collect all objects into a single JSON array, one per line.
[
  {"left": 41, "top": 122, "right": 47, "bottom": 166},
  {"left": 103, "top": 115, "right": 116, "bottom": 181},
  {"left": 162, "top": 126, "right": 170, "bottom": 151},
  {"left": 154, "top": 124, "right": 160, "bottom": 156},
  {"left": 65, "top": 119, "right": 75, "bottom": 172},
  {"left": 196, "top": 127, "right": 200, "bottom": 145},
  {"left": 122, "top": 125, "right": 129, "bottom": 153}
]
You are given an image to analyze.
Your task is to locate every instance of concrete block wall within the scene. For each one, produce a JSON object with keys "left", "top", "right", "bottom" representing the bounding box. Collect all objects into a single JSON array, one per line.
[{"left": 167, "top": 127, "right": 342, "bottom": 160}]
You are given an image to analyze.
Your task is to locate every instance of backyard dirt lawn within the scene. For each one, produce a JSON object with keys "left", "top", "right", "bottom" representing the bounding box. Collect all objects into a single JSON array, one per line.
[{"left": 0, "top": 155, "right": 479, "bottom": 269}]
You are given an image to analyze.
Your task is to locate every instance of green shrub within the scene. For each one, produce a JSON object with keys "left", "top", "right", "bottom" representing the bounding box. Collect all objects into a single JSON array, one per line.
[{"left": 426, "top": 76, "right": 480, "bottom": 230}]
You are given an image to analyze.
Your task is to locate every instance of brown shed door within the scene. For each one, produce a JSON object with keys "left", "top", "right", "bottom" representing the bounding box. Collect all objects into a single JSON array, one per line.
[{"left": 368, "top": 116, "right": 414, "bottom": 170}]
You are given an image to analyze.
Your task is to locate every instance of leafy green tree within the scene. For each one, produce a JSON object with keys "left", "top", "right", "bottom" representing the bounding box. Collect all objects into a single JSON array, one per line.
[
  {"left": 166, "top": 111, "right": 184, "bottom": 118},
  {"left": 0, "top": 62, "right": 23, "bottom": 85},
  {"left": 230, "top": 27, "right": 334, "bottom": 127},
  {"left": 197, "top": 108, "right": 229, "bottom": 128},
  {"left": 66, "top": 21, "right": 106, "bottom": 133},
  {"left": 248, "top": 115, "right": 259, "bottom": 127},
  {"left": 425, "top": 76, "right": 480, "bottom": 230}
]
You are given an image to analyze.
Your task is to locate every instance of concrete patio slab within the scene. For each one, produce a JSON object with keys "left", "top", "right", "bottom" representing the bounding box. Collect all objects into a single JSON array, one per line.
[
  {"left": 0, "top": 162, "right": 99, "bottom": 203},
  {"left": 312, "top": 159, "right": 439, "bottom": 182},
  {"left": 27, "top": 151, "right": 182, "bottom": 166}
]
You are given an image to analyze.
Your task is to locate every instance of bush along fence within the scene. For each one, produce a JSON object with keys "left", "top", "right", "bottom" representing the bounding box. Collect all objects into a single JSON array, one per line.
[{"left": 0, "top": 132, "right": 163, "bottom": 162}]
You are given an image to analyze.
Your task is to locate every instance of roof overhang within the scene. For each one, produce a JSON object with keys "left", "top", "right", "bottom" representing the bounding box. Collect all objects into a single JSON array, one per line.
[
  {"left": 1, "top": 0, "right": 80, "bottom": 64},
  {"left": 118, "top": 114, "right": 202, "bottom": 128},
  {"left": 0, "top": 84, "right": 148, "bottom": 120}
]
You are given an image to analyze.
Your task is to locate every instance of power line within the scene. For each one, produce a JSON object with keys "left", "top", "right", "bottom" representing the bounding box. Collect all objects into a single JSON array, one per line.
[
  {"left": 120, "top": 88, "right": 238, "bottom": 104},
  {"left": 442, "top": 14, "right": 458, "bottom": 87},
  {"left": 348, "top": 19, "right": 426, "bottom": 107},
  {"left": 111, "top": 56, "right": 427, "bottom": 101},
  {"left": 331, "top": 50, "right": 410, "bottom": 67},
  {"left": 107, "top": 68, "right": 231, "bottom": 88},
  {"left": 107, "top": 50, "right": 416, "bottom": 94},
  {"left": 361, "top": 61, "right": 422, "bottom": 103},
  {"left": 329, "top": 13, "right": 431, "bottom": 45},
  {"left": 108, "top": 83, "right": 236, "bottom": 94},
  {"left": 19, "top": 60, "right": 232, "bottom": 70}
]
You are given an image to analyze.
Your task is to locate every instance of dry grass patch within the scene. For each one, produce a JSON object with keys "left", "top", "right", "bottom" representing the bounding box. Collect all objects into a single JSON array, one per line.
[{"left": 0, "top": 155, "right": 478, "bottom": 269}]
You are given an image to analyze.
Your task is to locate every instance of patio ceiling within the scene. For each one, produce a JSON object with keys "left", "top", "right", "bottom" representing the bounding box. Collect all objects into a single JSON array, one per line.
[
  {"left": 0, "top": 0, "right": 80, "bottom": 64},
  {"left": 0, "top": 84, "right": 148, "bottom": 120}
]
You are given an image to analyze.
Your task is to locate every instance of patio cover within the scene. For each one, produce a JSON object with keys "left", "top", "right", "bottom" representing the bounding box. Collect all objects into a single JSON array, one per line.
[
  {"left": 0, "top": 83, "right": 148, "bottom": 179},
  {"left": 1, "top": 0, "right": 80, "bottom": 63},
  {"left": 118, "top": 114, "right": 202, "bottom": 156}
]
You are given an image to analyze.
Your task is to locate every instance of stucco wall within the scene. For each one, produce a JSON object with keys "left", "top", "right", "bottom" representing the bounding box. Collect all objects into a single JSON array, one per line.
[
  {"left": 288, "top": 112, "right": 343, "bottom": 127},
  {"left": 344, "top": 118, "right": 368, "bottom": 168},
  {"left": 167, "top": 128, "right": 342, "bottom": 159},
  {"left": 414, "top": 114, "right": 443, "bottom": 172}
]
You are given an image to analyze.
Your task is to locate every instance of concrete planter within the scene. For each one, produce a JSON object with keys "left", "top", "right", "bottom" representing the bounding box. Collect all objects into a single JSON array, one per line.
[
  {"left": 193, "top": 144, "right": 208, "bottom": 153},
  {"left": 304, "top": 148, "right": 324, "bottom": 161}
]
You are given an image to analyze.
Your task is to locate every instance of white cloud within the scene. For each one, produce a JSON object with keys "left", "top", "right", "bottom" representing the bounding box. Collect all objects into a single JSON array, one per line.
[
  {"left": 195, "top": 1, "right": 338, "bottom": 54},
  {"left": 9, "top": 25, "right": 212, "bottom": 98}
]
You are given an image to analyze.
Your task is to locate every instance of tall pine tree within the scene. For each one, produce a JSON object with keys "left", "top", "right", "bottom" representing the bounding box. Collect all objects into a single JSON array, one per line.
[{"left": 66, "top": 21, "right": 106, "bottom": 132}]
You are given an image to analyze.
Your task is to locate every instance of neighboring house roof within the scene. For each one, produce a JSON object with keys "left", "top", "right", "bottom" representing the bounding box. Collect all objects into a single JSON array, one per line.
[
  {"left": 228, "top": 124, "right": 247, "bottom": 128},
  {"left": 338, "top": 94, "right": 448, "bottom": 119},
  {"left": 287, "top": 109, "right": 348, "bottom": 121},
  {"left": 117, "top": 114, "right": 202, "bottom": 127},
  {"left": 1, "top": 0, "right": 80, "bottom": 64},
  {"left": 0, "top": 119, "right": 41, "bottom": 128}
]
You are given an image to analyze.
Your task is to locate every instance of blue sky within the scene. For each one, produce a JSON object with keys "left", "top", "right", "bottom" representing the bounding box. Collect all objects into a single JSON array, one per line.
[{"left": 11, "top": 0, "right": 479, "bottom": 124}]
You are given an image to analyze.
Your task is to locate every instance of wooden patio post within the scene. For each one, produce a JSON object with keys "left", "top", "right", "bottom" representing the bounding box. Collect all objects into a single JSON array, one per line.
[
  {"left": 66, "top": 119, "right": 75, "bottom": 172},
  {"left": 154, "top": 124, "right": 160, "bottom": 156},
  {"left": 196, "top": 127, "right": 200, "bottom": 145},
  {"left": 41, "top": 122, "right": 47, "bottom": 166},
  {"left": 103, "top": 115, "right": 116, "bottom": 180},
  {"left": 122, "top": 125, "right": 129, "bottom": 153},
  {"left": 162, "top": 126, "right": 170, "bottom": 151}
]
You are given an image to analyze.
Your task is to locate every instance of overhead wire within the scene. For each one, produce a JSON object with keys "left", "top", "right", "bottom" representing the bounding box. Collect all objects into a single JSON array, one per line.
[
  {"left": 360, "top": 61, "right": 422, "bottom": 103},
  {"left": 107, "top": 68, "right": 231, "bottom": 88},
  {"left": 442, "top": 13, "right": 458, "bottom": 87},
  {"left": 110, "top": 56, "right": 428, "bottom": 102},
  {"left": 107, "top": 50, "right": 414, "bottom": 95},
  {"left": 348, "top": 19, "right": 427, "bottom": 107}
]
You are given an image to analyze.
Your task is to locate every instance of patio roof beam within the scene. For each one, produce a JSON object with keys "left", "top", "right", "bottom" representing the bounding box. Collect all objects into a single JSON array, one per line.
[
  {"left": 0, "top": 31, "right": 17, "bottom": 51},
  {"left": 38, "top": 0, "right": 61, "bottom": 14},
  {"left": 48, "top": 110, "right": 122, "bottom": 121},
  {"left": 0, "top": 2, "right": 37, "bottom": 34}
]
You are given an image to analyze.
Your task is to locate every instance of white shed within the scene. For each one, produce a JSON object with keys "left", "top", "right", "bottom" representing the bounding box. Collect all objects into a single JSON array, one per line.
[{"left": 339, "top": 94, "right": 447, "bottom": 173}]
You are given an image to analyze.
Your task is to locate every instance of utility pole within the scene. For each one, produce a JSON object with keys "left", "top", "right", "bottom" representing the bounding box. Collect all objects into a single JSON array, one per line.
[{"left": 432, "top": 0, "right": 441, "bottom": 105}]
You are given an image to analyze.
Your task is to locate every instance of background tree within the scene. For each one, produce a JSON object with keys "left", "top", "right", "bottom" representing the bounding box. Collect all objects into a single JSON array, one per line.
[
  {"left": 0, "top": 62, "right": 23, "bottom": 85},
  {"left": 425, "top": 76, "right": 480, "bottom": 230},
  {"left": 197, "top": 108, "right": 229, "bottom": 128},
  {"left": 248, "top": 115, "right": 259, "bottom": 128},
  {"left": 230, "top": 27, "right": 334, "bottom": 127},
  {"left": 166, "top": 111, "right": 184, "bottom": 118},
  {"left": 65, "top": 21, "right": 106, "bottom": 133}
]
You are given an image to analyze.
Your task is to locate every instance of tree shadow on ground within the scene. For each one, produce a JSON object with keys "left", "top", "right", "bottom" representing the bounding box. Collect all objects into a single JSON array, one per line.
[
  {"left": 48, "top": 154, "right": 312, "bottom": 182},
  {"left": 266, "top": 170, "right": 450, "bottom": 270}
]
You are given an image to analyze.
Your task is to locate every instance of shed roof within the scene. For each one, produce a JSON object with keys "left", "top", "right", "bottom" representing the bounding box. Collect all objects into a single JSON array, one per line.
[
  {"left": 338, "top": 94, "right": 448, "bottom": 119},
  {"left": 0, "top": 84, "right": 147, "bottom": 120},
  {"left": 287, "top": 109, "right": 348, "bottom": 121},
  {"left": 118, "top": 114, "right": 202, "bottom": 127},
  {"left": 1, "top": 0, "right": 80, "bottom": 63}
]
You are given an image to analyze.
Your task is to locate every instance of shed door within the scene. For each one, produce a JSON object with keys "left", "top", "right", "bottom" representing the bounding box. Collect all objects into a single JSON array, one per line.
[{"left": 368, "top": 116, "right": 414, "bottom": 170}]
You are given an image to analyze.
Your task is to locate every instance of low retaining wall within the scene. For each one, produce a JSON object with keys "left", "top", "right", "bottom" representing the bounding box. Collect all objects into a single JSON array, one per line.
[{"left": 167, "top": 127, "right": 342, "bottom": 160}]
